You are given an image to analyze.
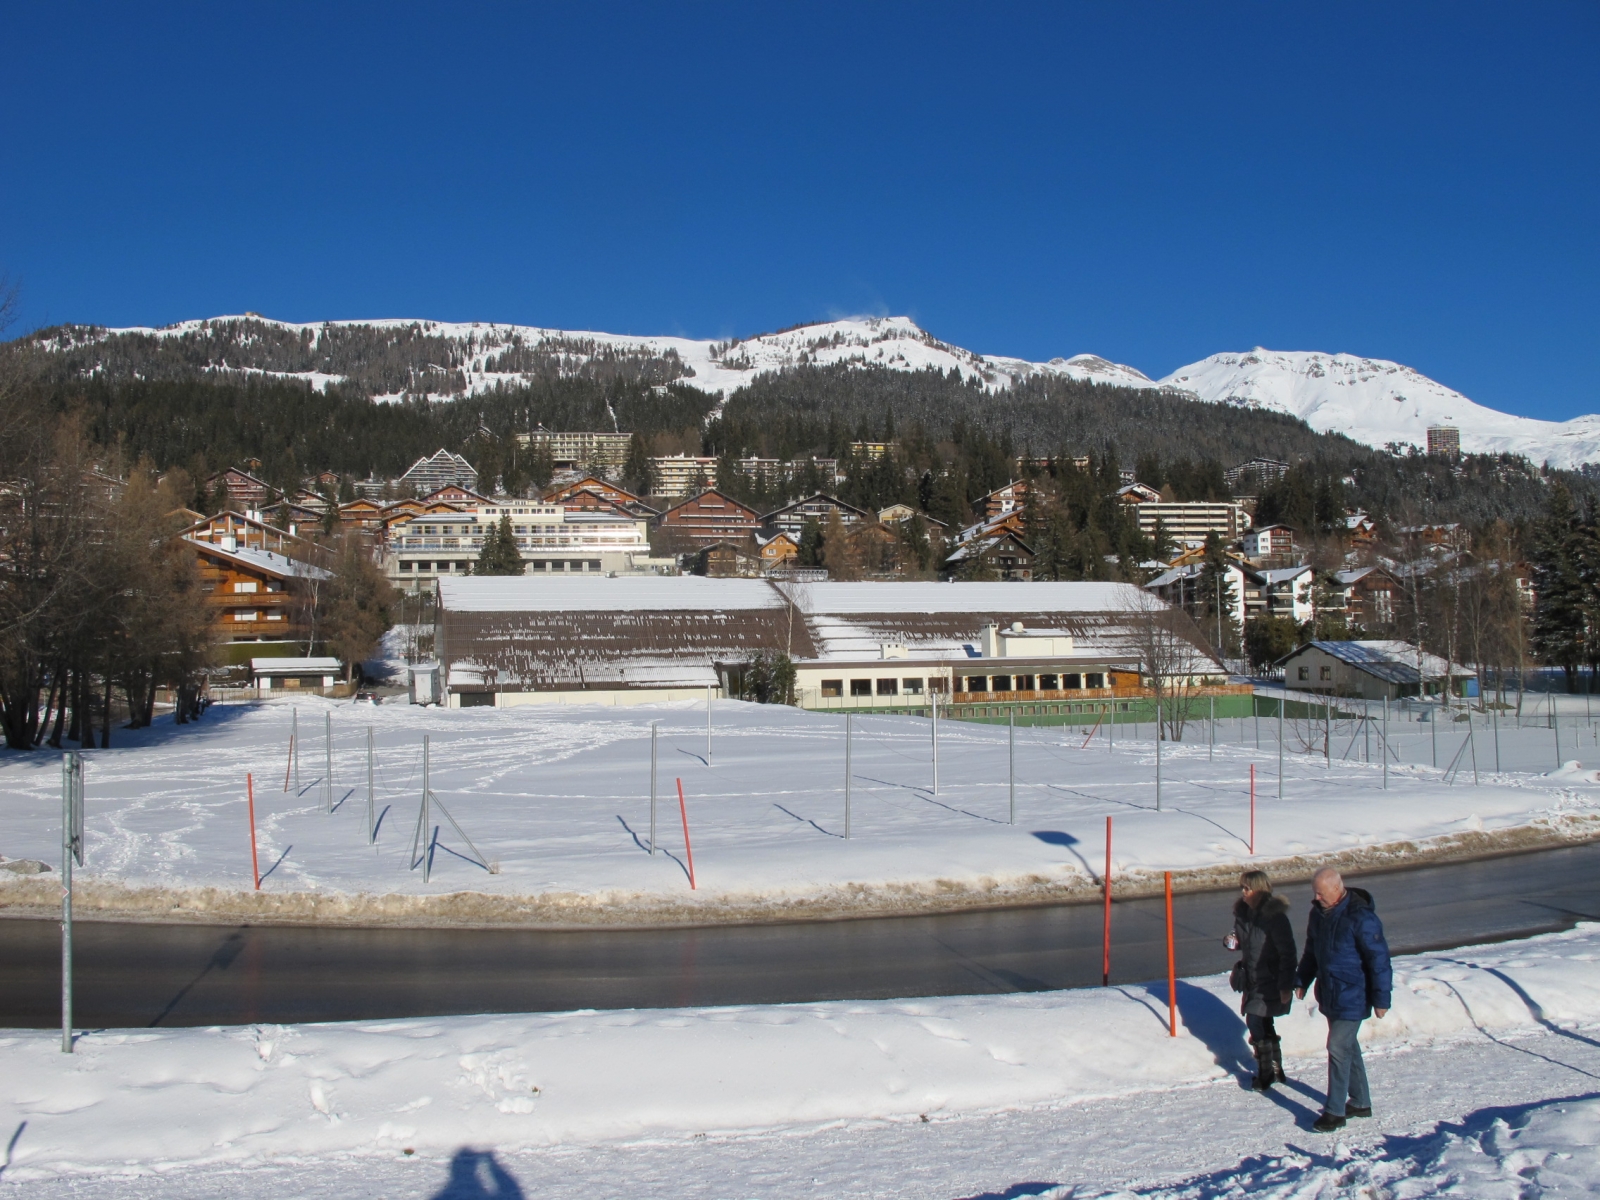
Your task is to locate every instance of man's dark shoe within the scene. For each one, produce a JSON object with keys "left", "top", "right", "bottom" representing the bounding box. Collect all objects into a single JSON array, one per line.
[
  {"left": 1346, "top": 1105, "right": 1372, "bottom": 1118},
  {"left": 1312, "top": 1112, "right": 1347, "bottom": 1132}
]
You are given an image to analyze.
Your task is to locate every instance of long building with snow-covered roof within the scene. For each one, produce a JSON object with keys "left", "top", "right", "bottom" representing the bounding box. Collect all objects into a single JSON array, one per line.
[{"left": 432, "top": 577, "right": 1240, "bottom": 720}]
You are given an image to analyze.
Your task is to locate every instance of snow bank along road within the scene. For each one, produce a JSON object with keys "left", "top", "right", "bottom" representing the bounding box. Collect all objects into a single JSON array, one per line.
[
  {"left": 4, "top": 841, "right": 1597, "bottom": 1027},
  {"left": 2, "top": 924, "right": 1598, "bottom": 1196},
  {"left": 2, "top": 697, "right": 1597, "bottom": 927}
]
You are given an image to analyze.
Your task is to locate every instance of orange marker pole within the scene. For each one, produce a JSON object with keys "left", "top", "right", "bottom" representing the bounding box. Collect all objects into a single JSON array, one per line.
[
  {"left": 1102, "top": 815, "right": 1112, "bottom": 986},
  {"left": 1165, "top": 870, "right": 1177, "bottom": 1037},
  {"left": 1249, "top": 763, "right": 1256, "bottom": 856},
  {"left": 676, "top": 777, "right": 696, "bottom": 890},
  {"left": 247, "top": 773, "right": 261, "bottom": 890}
]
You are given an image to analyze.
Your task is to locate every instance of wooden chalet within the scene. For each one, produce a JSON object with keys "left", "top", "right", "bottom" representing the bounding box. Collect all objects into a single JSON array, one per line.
[
  {"left": 338, "top": 497, "right": 385, "bottom": 535},
  {"left": 183, "top": 535, "right": 330, "bottom": 663},
  {"left": 421, "top": 484, "right": 495, "bottom": 507},
  {"left": 1328, "top": 566, "right": 1399, "bottom": 630},
  {"left": 183, "top": 511, "right": 323, "bottom": 564},
  {"left": 943, "top": 531, "right": 1036, "bottom": 582},
  {"left": 544, "top": 477, "right": 659, "bottom": 517},
  {"left": 974, "top": 480, "right": 1029, "bottom": 520},
  {"left": 207, "top": 467, "right": 280, "bottom": 512},
  {"left": 760, "top": 493, "right": 871, "bottom": 539},
  {"left": 755, "top": 530, "right": 799, "bottom": 569},
  {"left": 692, "top": 540, "right": 765, "bottom": 578},
  {"left": 656, "top": 489, "right": 762, "bottom": 550}
]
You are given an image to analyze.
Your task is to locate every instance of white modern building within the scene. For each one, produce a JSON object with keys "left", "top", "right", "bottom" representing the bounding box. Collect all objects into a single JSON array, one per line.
[{"left": 385, "top": 503, "right": 668, "bottom": 591}]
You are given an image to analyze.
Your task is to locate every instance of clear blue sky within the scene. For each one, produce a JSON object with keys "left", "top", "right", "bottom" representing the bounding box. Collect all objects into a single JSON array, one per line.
[{"left": 2, "top": 3, "right": 1596, "bottom": 419}]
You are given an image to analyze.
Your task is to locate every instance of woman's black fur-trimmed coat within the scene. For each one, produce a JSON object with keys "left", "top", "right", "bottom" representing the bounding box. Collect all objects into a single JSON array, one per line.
[{"left": 1233, "top": 893, "right": 1297, "bottom": 1018}]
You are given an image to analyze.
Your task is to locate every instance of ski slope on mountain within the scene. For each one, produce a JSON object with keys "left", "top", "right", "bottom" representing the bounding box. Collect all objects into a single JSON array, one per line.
[
  {"left": 1161, "top": 348, "right": 1600, "bottom": 468},
  {"left": 46, "top": 315, "right": 1600, "bottom": 466}
]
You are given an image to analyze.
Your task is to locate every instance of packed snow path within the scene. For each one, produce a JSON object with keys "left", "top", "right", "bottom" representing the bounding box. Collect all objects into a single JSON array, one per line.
[
  {"left": 2, "top": 697, "right": 1597, "bottom": 924},
  {"left": 2, "top": 926, "right": 1598, "bottom": 1196}
]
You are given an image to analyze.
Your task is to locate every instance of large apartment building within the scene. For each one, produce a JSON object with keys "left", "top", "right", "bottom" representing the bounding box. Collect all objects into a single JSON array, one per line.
[
  {"left": 517, "top": 427, "right": 633, "bottom": 471},
  {"left": 384, "top": 502, "right": 665, "bottom": 591}
]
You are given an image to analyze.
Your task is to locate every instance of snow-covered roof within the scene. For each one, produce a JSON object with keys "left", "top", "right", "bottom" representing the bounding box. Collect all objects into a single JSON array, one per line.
[
  {"left": 251, "top": 657, "right": 341, "bottom": 674},
  {"left": 1285, "top": 640, "right": 1475, "bottom": 683},
  {"left": 437, "top": 576, "right": 784, "bottom": 612},
  {"left": 185, "top": 537, "right": 331, "bottom": 580},
  {"left": 1256, "top": 566, "right": 1311, "bottom": 585}
]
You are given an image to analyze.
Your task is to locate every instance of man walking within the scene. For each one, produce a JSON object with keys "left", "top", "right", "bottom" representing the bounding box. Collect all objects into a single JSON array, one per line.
[{"left": 1296, "top": 867, "right": 1392, "bottom": 1132}]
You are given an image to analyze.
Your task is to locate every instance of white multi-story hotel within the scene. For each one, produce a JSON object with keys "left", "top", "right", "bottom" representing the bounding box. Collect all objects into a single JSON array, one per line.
[{"left": 385, "top": 503, "right": 668, "bottom": 592}]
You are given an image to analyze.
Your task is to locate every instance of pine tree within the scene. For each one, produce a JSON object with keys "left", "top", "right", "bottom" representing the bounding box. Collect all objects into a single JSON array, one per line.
[
  {"left": 1197, "top": 532, "right": 1242, "bottom": 656},
  {"left": 1531, "top": 483, "right": 1587, "bottom": 691},
  {"left": 474, "top": 513, "right": 525, "bottom": 576}
]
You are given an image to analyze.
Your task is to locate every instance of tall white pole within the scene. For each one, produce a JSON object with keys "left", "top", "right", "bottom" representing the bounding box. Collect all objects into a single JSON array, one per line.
[
  {"left": 845, "top": 713, "right": 852, "bottom": 839},
  {"left": 366, "top": 726, "right": 375, "bottom": 843},
  {"left": 1278, "top": 686, "right": 1285, "bottom": 801},
  {"left": 325, "top": 711, "right": 333, "bottom": 813},
  {"left": 1382, "top": 696, "right": 1389, "bottom": 790},
  {"left": 931, "top": 687, "right": 939, "bottom": 796},
  {"left": 292, "top": 706, "right": 300, "bottom": 788},
  {"left": 1008, "top": 708, "right": 1016, "bottom": 825},
  {"left": 706, "top": 685, "right": 713, "bottom": 765},
  {"left": 61, "top": 753, "right": 78, "bottom": 1054},
  {"left": 1155, "top": 696, "right": 1163, "bottom": 812},
  {"left": 650, "top": 722, "right": 658, "bottom": 855},
  {"left": 422, "top": 735, "right": 431, "bottom": 884},
  {"left": 1208, "top": 694, "right": 1214, "bottom": 762}
]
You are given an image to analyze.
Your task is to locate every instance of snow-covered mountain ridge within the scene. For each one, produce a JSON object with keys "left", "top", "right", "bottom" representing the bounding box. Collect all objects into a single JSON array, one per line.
[
  {"left": 1161, "top": 349, "right": 1600, "bottom": 471},
  {"left": 39, "top": 314, "right": 1600, "bottom": 467}
]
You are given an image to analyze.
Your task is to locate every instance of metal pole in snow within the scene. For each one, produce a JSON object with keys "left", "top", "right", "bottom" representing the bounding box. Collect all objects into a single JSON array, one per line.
[
  {"left": 1277, "top": 687, "right": 1284, "bottom": 801},
  {"left": 1208, "top": 694, "right": 1214, "bottom": 762},
  {"left": 1155, "top": 696, "right": 1163, "bottom": 812},
  {"left": 844, "top": 713, "right": 852, "bottom": 839},
  {"left": 293, "top": 706, "right": 300, "bottom": 789},
  {"left": 248, "top": 773, "right": 261, "bottom": 888},
  {"left": 1493, "top": 703, "right": 1501, "bottom": 773},
  {"left": 650, "top": 723, "right": 658, "bottom": 855},
  {"left": 422, "top": 734, "right": 431, "bottom": 884},
  {"left": 1101, "top": 815, "right": 1112, "bottom": 987},
  {"left": 1382, "top": 696, "right": 1389, "bottom": 790},
  {"left": 1165, "top": 871, "right": 1177, "bottom": 1038},
  {"left": 366, "top": 727, "right": 375, "bottom": 844},
  {"left": 1324, "top": 694, "right": 1331, "bottom": 767},
  {"left": 1254, "top": 692, "right": 1260, "bottom": 750},
  {"left": 1249, "top": 763, "right": 1255, "bottom": 855},
  {"left": 324, "top": 712, "right": 333, "bottom": 813},
  {"left": 1431, "top": 703, "right": 1438, "bottom": 768},
  {"left": 931, "top": 687, "right": 939, "bottom": 795},
  {"left": 1554, "top": 705, "right": 1562, "bottom": 767},
  {"left": 1108, "top": 701, "right": 1114, "bottom": 753},
  {"left": 61, "top": 752, "right": 79, "bottom": 1054},
  {"left": 1008, "top": 708, "right": 1015, "bottom": 825},
  {"left": 706, "top": 686, "right": 712, "bottom": 765}
]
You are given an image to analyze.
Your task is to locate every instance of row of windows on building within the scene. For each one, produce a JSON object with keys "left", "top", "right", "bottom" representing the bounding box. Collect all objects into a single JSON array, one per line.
[
  {"left": 817, "top": 671, "right": 1109, "bottom": 698},
  {"left": 397, "top": 559, "right": 607, "bottom": 574}
]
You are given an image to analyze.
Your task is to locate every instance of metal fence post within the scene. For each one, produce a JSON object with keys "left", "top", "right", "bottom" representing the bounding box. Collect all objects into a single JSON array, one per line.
[
  {"left": 1155, "top": 696, "right": 1163, "bottom": 812},
  {"left": 931, "top": 687, "right": 939, "bottom": 795},
  {"left": 366, "top": 726, "right": 375, "bottom": 843},
  {"left": 706, "top": 686, "right": 713, "bottom": 765},
  {"left": 845, "top": 713, "right": 852, "bottom": 839},
  {"left": 1008, "top": 708, "right": 1015, "bottom": 825},
  {"left": 61, "top": 752, "right": 82, "bottom": 1054},
  {"left": 324, "top": 711, "right": 333, "bottom": 813},
  {"left": 1382, "top": 696, "right": 1388, "bottom": 790},
  {"left": 650, "top": 722, "right": 658, "bottom": 854},
  {"left": 1277, "top": 687, "right": 1285, "bottom": 801},
  {"left": 1208, "top": 694, "right": 1214, "bottom": 762}
]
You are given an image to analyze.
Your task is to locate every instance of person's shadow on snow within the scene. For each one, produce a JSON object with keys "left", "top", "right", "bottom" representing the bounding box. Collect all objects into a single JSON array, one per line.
[
  {"left": 1169, "top": 981, "right": 1320, "bottom": 1124},
  {"left": 429, "top": 1148, "right": 525, "bottom": 1199}
]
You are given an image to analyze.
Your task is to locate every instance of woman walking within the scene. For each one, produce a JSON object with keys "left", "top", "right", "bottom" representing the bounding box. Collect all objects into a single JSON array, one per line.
[{"left": 1224, "top": 869, "right": 1297, "bottom": 1091}]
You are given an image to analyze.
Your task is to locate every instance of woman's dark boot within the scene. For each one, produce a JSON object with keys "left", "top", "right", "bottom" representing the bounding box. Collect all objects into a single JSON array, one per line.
[
  {"left": 1249, "top": 1040, "right": 1274, "bottom": 1091},
  {"left": 1268, "top": 1037, "right": 1287, "bottom": 1084}
]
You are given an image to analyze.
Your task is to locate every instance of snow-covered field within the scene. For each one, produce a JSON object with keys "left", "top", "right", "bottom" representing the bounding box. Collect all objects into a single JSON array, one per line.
[
  {"left": 2, "top": 924, "right": 1598, "bottom": 1195},
  {"left": 2, "top": 697, "right": 1597, "bottom": 924}
]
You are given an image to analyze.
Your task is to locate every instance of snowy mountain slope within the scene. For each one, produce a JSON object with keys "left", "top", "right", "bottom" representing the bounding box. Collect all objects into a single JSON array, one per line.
[
  {"left": 55, "top": 314, "right": 1163, "bottom": 402},
  {"left": 31, "top": 316, "right": 1600, "bottom": 467},
  {"left": 1160, "top": 349, "right": 1600, "bottom": 469}
]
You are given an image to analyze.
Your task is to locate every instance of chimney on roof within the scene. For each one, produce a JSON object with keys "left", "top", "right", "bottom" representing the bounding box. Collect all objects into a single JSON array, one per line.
[
  {"left": 980, "top": 622, "right": 1000, "bottom": 659},
  {"left": 221, "top": 534, "right": 237, "bottom": 552}
]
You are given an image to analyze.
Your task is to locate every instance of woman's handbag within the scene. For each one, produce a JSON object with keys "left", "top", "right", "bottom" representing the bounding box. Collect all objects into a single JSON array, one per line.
[{"left": 1228, "top": 960, "right": 1247, "bottom": 993}]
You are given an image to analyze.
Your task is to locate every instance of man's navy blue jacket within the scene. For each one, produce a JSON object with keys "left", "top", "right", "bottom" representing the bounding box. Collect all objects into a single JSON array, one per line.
[{"left": 1297, "top": 887, "right": 1393, "bottom": 1020}]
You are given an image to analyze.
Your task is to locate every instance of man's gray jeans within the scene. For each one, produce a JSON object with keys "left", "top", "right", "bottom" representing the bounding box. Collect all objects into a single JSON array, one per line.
[{"left": 1325, "top": 1017, "right": 1370, "bottom": 1117}]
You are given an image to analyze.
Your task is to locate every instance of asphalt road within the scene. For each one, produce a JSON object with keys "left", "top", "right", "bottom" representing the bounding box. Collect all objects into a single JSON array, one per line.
[{"left": 3, "top": 843, "right": 1597, "bottom": 1029}]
